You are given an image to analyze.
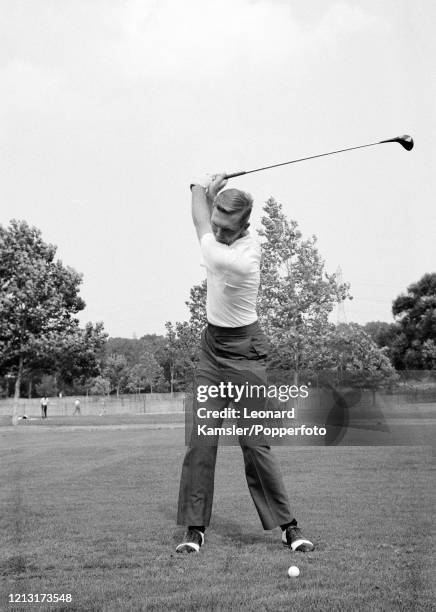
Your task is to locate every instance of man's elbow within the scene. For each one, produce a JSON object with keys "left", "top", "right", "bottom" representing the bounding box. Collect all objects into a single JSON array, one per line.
[{"left": 193, "top": 220, "right": 211, "bottom": 242}]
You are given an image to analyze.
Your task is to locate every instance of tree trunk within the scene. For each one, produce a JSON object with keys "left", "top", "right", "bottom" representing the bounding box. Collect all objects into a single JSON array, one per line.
[
  {"left": 170, "top": 364, "right": 174, "bottom": 397},
  {"left": 14, "top": 356, "right": 24, "bottom": 399},
  {"left": 28, "top": 379, "right": 32, "bottom": 398},
  {"left": 293, "top": 353, "right": 299, "bottom": 386}
]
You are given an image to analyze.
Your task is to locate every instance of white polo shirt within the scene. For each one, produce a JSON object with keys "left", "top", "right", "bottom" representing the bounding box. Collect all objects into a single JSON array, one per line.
[{"left": 200, "top": 232, "right": 261, "bottom": 327}]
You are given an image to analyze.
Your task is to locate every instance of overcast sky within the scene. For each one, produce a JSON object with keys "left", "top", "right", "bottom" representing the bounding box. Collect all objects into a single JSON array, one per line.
[{"left": 1, "top": 0, "right": 435, "bottom": 337}]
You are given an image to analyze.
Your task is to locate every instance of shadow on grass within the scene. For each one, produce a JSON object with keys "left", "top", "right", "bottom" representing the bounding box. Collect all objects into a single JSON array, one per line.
[
  {"left": 211, "top": 515, "right": 267, "bottom": 545},
  {"left": 165, "top": 505, "right": 269, "bottom": 547}
]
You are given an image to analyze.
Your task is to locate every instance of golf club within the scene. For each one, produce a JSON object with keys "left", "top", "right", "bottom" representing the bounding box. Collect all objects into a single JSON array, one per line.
[{"left": 224, "top": 135, "right": 414, "bottom": 179}]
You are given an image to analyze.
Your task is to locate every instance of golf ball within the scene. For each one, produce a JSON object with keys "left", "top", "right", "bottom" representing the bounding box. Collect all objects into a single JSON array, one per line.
[{"left": 287, "top": 565, "right": 300, "bottom": 578}]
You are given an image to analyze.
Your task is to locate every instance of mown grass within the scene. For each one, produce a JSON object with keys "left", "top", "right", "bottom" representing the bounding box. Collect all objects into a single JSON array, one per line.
[
  {"left": 0, "top": 413, "right": 185, "bottom": 428},
  {"left": 0, "top": 425, "right": 434, "bottom": 611}
]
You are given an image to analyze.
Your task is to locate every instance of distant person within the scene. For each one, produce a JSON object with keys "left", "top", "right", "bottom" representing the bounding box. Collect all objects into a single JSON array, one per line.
[
  {"left": 40, "top": 396, "right": 48, "bottom": 419},
  {"left": 99, "top": 399, "right": 106, "bottom": 417},
  {"left": 73, "top": 398, "right": 81, "bottom": 416}
]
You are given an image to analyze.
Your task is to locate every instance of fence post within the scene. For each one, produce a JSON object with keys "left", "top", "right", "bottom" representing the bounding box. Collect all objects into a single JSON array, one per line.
[{"left": 12, "top": 399, "right": 19, "bottom": 426}]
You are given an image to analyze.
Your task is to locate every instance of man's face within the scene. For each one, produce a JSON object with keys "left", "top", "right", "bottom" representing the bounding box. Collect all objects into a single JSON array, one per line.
[{"left": 210, "top": 204, "right": 248, "bottom": 245}]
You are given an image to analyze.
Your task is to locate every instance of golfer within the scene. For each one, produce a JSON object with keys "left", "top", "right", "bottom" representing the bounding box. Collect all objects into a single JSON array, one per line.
[
  {"left": 73, "top": 399, "right": 81, "bottom": 416},
  {"left": 176, "top": 173, "right": 314, "bottom": 554},
  {"left": 40, "top": 396, "right": 48, "bottom": 419}
]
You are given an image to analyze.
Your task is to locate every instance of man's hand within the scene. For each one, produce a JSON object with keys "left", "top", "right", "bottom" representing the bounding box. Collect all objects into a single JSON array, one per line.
[
  {"left": 207, "top": 173, "right": 228, "bottom": 201},
  {"left": 190, "top": 173, "right": 228, "bottom": 198}
]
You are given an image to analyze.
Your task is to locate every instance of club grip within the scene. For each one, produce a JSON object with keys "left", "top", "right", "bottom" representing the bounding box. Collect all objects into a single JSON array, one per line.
[{"left": 224, "top": 170, "right": 246, "bottom": 179}]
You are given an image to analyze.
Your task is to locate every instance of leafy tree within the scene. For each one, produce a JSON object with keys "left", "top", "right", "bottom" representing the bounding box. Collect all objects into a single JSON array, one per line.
[
  {"left": 126, "top": 364, "right": 147, "bottom": 394},
  {"left": 325, "top": 324, "right": 397, "bottom": 389},
  {"left": 164, "top": 321, "right": 201, "bottom": 392},
  {"left": 89, "top": 376, "right": 110, "bottom": 396},
  {"left": 126, "top": 351, "right": 164, "bottom": 393},
  {"left": 35, "top": 374, "right": 58, "bottom": 398},
  {"left": 106, "top": 335, "right": 166, "bottom": 367},
  {"left": 185, "top": 281, "right": 207, "bottom": 338},
  {"left": 40, "top": 321, "right": 107, "bottom": 388},
  {"left": 0, "top": 220, "right": 106, "bottom": 397},
  {"left": 103, "top": 354, "right": 129, "bottom": 396},
  {"left": 257, "top": 198, "right": 351, "bottom": 382},
  {"left": 163, "top": 282, "right": 207, "bottom": 392},
  {"left": 390, "top": 273, "right": 436, "bottom": 369},
  {"left": 138, "top": 351, "right": 164, "bottom": 393},
  {"left": 105, "top": 335, "right": 168, "bottom": 391},
  {"left": 364, "top": 321, "right": 398, "bottom": 350}
]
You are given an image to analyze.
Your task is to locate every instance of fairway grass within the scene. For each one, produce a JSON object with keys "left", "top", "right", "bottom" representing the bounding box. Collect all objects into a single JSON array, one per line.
[
  {"left": 0, "top": 413, "right": 185, "bottom": 429},
  {"left": 1, "top": 427, "right": 434, "bottom": 611}
]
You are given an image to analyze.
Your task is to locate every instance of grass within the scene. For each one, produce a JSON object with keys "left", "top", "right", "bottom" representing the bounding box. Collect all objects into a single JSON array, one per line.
[
  {"left": 0, "top": 422, "right": 434, "bottom": 611},
  {"left": 0, "top": 413, "right": 185, "bottom": 428}
]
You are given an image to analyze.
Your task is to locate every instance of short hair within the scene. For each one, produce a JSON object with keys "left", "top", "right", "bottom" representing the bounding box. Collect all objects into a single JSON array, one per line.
[{"left": 214, "top": 189, "right": 253, "bottom": 224}]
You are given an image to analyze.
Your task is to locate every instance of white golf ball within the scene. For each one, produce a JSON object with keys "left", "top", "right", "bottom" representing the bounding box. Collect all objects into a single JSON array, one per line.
[{"left": 287, "top": 565, "right": 300, "bottom": 578}]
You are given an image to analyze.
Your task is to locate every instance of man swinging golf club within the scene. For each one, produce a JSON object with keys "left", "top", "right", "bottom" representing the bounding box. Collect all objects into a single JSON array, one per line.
[{"left": 175, "top": 173, "right": 314, "bottom": 554}]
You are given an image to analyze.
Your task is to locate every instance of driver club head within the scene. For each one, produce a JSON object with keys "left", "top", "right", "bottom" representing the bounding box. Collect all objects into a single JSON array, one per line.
[{"left": 380, "top": 134, "right": 414, "bottom": 151}]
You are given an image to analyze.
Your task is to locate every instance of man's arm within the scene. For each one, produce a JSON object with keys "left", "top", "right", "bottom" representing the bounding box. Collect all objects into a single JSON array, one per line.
[
  {"left": 191, "top": 185, "right": 212, "bottom": 242},
  {"left": 191, "top": 174, "right": 227, "bottom": 242}
]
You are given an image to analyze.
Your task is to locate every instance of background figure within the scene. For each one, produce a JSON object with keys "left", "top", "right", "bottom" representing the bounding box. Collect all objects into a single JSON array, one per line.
[
  {"left": 99, "top": 399, "right": 106, "bottom": 417},
  {"left": 40, "top": 396, "right": 48, "bottom": 419},
  {"left": 73, "top": 398, "right": 81, "bottom": 416}
]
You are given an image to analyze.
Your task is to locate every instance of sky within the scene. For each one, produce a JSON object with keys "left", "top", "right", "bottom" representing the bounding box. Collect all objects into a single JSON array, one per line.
[{"left": 1, "top": 0, "right": 435, "bottom": 338}]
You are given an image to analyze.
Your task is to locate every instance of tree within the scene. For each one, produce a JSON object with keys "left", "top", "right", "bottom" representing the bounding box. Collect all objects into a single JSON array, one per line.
[
  {"left": 106, "top": 335, "right": 166, "bottom": 368},
  {"left": 0, "top": 220, "right": 106, "bottom": 397},
  {"left": 103, "top": 354, "right": 129, "bottom": 396},
  {"left": 35, "top": 375, "right": 58, "bottom": 398},
  {"left": 325, "top": 324, "right": 397, "bottom": 390},
  {"left": 163, "top": 282, "right": 207, "bottom": 392},
  {"left": 126, "top": 364, "right": 147, "bottom": 394},
  {"left": 126, "top": 351, "right": 164, "bottom": 393},
  {"left": 185, "top": 280, "right": 207, "bottom": 338},
  {"left": 364, "top": 321, "right": 399, "bottom": 350},
  {"left": 163, "top": 321, "right": 201, "bottom": 392},
  {"left": 89, "top": 376, "right": 110, "bottom": 396},
  {"left": 46, "top": 321, "right": 107, "bottom": 386},
  {"left": 390, "top": 273, "right": 436, "bottom": 369},
  {"left": 257, "top": 198, "right": 351, "bottom": 381},
  {"left": 138, "top": 350, "right": 164, "bottom": 393}
]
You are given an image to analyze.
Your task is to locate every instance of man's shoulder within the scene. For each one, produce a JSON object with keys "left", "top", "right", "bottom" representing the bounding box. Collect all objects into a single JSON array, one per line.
[{"left": 233, "top": 232, "right": 261, "bottom": 255}]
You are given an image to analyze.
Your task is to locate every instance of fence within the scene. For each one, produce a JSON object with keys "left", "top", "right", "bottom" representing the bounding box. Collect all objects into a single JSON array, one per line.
[
  {"left": 1, "top": 387, "right": 435, "bottom": 419},
  {"left": 0, "top": 392, "right": 186, "bottom": 417}
]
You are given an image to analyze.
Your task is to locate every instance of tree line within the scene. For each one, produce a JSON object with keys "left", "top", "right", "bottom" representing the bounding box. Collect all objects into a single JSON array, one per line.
[{"left": 1, "top": 205, "right": 434, "bottom": 399}]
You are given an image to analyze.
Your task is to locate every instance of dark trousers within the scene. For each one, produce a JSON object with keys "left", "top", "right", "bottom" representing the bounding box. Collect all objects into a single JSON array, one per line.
[{"left": 177, "top": 321, "right": 293, "bottom": 530}]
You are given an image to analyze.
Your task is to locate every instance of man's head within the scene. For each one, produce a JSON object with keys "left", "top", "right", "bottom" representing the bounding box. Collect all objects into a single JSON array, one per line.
[{"left": 211, "top": 188, "right": 253, "bottom": 245}]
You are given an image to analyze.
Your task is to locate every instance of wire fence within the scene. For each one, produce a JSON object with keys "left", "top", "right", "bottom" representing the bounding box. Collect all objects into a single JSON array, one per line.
[
  {"left": 0, "top": 393, "right": 186, "bottom": 417},
  {"left": 1, "top": 386, "right": 435, "bottom": 420}
]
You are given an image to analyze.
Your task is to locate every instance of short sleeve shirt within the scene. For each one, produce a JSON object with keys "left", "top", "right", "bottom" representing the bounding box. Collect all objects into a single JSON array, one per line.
[{"left": 200, "top": 232, "right": 261, "bottom": 327}]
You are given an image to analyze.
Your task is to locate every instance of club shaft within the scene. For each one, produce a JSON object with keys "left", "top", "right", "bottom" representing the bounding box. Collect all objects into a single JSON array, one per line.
[{"left": 225, "top": 141, "right": 383, "bottom": 179}]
